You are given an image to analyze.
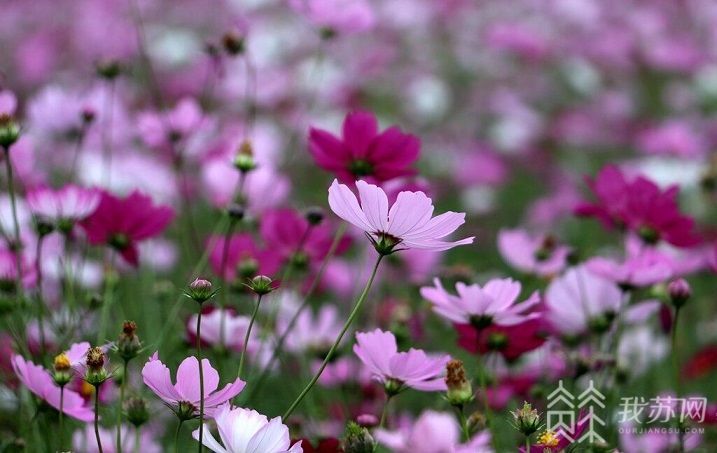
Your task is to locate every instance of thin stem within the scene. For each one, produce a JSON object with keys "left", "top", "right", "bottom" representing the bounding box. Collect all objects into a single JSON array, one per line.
[
  {"left": 196, "top": 309, "right": 205, "bottom": 453},
  {"left": 379, "top": 394, "right": 393, "bottom": 428},
  {"left": 101, "top": 80, "right": 116, "bottom": 187},
  {"left": 117, "top": 360, "right": 129, "bottom": 452},
  {"left": 97, "top": 262, "right": 116, "bottom": 344},
  {"left": 59, "top": 386, "right": 65, "bottom": 450},
  {"left": 672, "top": 307, "right": 684, "bottom": 453},
  {"left": 238, "top": 293, "right": 263, "bottom": 379},
  {"left": 34, "top": 234, "right": 47, "bottom": 359},
  {"left": 174, "top": 419, "right": 184, "bottom": 453},
  {"left": 218, "top": 220, "right": 236, "bottom": 349},
  {"left": 246, "top": 224, "right": 346, "bottom": 401},
  {"left": 134, "top": 426, "right": 141, "bottom": 453},
  {"left": 94, "top": 385, "right": 104, "bottom": 453},
  {"left": 282, "top": 253, "right": 383, "bottom": 420},
  {"left": 525, "top": 435, "right": 531, "bottom": 452},
  {"left": 3, "top": 146, "right": 24, "bottom": 302},
  {"left": 454, "top": 405, "right": 470, "bottom": 442}
]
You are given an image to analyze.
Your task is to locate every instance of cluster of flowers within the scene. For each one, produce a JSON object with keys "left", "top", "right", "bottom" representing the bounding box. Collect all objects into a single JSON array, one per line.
[{"left": 1, "top": 0, "right": 717, "bottom": 452}]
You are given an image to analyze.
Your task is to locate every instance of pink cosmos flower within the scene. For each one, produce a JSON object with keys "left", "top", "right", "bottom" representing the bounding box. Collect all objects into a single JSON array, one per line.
[
  {"left": 374, "top": 410, "right": 492, "bottom": 453},
  {"left": 421, "top": 277, "right": 540, "bottom": 327},
  {"left": 26, "top": 185, "right": 100, "bottom": 225},
  {"left": 137, "top": 97, "right": 202, "bottom": 148},
  {"left": 353, "top": 329, "right": 449, "bottom": 392},
  {"left": 309, "top": 111, "right": 420, "bottom": 183},
  {"left": 187, "top": 309, "right": 264, "bottom": 355},
  {"left": 141, "top": 353, "right": 245, "bottom": 417},
  {"left": 328, "top": 180, "right": 473, "bottom": 254},
  {"left": 0, "top": 90, "right": 17, "bottom": 115},
  {"left": 11, "top": 355, "right": 94, "bottom": 422},
  {"left": 260, "top": 208, "right": 350, "bottom": 269},
  {"left": 575, "top": 165, "right": 701, "bottom": 247},
  {"left": 278, "top": 305, "right": 342, "bottom": 353},
  {"left": 454, "top": 317, "right": 547, "bottom": 361},
  {"left": 81, "top": 190, "right": 174, "bottom": 265},
  {"left": 586, "top": 237, "right": 674, "bottom": 287},
  {"left": 289, "top": 0, "right": 375, "bottom": 35},
  {"left": 497, "top": 229, "right": 570, "bottom": 277},
  {"left": 73, "top": 424, "right": 161, "bottom": 453},
  {"left": 192, "top": 404, "right": 303, "bottom": 453},
  {"left": 545, "top": 266, "right": 623, "bottom": 336},
  {"left": 207, "top": 234, "right": 281, "bottom": 283},
  {"left": 635, "top": 120, "right": 705, "bottom": 158}
]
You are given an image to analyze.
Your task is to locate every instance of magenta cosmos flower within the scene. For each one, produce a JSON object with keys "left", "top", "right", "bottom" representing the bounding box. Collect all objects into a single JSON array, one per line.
[
  {"left": 192, "top": 404, "right": 303, "bottom": 453},
  {"left": 208, "top": 233, "right": 281, "bottom": 283},
  {"left": 421, "top": 277, "right": 540, "bottom": 327},
  {"left": 26, "top": 185, "right": 100, "bottom": 227},
  {"left": 12, "top": 355, "right": 94, "bottom": 422},
  {"left": 309, "top": 111, "right": 420, "bottom": 183},
  {"left": 576, "top": 165, "right": 701, "bottom": 247},
  {"left": 141, "top": 353, "right": 245, "bottom": 418},
  {"left": 586, "top": 236, "right": 674, "bottom": 288},
  {"left": 353, "top": 329, "right": 450, "bottom": 393},
  {"left": 328, "top": 180, "right": 473, "bottom": 254},
  {"left": 81, "top": 190, "right": 174, "bottom": 265}
]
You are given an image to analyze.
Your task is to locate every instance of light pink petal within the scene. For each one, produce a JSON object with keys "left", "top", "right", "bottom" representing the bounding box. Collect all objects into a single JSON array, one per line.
[
  {"left": 175, "top": 356, "right": 220, "bottom": 403},
  {"left": 386, "top": 191, "right": 434, "bottom": 238},
  {"left": 328, "top": 179, "right": 373, "bottom": 231},
  {"left": 356, "top": 180, "right": 389, "bottom": 232},
  {"left": 141, "top": 358, "right": 183, "bottom": 404}
]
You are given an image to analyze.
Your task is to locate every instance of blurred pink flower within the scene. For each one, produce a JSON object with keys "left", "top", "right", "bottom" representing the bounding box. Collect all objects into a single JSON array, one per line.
[
  {"left": 586, "top": 237, "right": 674, "bottom": 287},
  {"left": 137, "top": 98, "right": 203, "bottom": 149},
  {"left": 0, "top": 90, "right": 17, "bottom": 115},
  {"left": 73, "top": 424, "right": 161, "bottom": 453},
  {"left": 374, "top": 410, "right": 492, "bottom": 453},
  {"left": 81, "top": 190, "right": 174, "bottom": 265},
  {"left": 26, "top": 185, "right": 100, "bottom": 224},
  {"left": 353, "top": 328, "right": 449, "bottom": 392},
  {"left": 497, "top": 229, "right": 570, "bottom": 277},
  {"left": 421, "top": 277, "right": 540, "bottom": 326},
  {"left": 207, "top": 233, "right": 281, "bottom": 282},
  {"left": 289, "top": 0, "right": 375, "bottom": 35},
  {"left": 636, "top": 120, "right": 705, "bottom": 158},
  {"left": 12, "top": 355, "right": 94, "bottom": 422},
  {"left": 141, "top": 354, "right": 245, "bottom": 417},
  {"left": 576, "top": 165, "right": 701, "bottom": 247},
  {"left": 328, "top": 180, "right": 473, "bottom": 253},
  {"left": 545, "top": 266, "right": 623, "bottom": 336},
  {"left": 310, "top": 111, "right": 419, "bottom": 183},
  {"left": 192, "top": 404, "right": 303, "bottom": 453}
]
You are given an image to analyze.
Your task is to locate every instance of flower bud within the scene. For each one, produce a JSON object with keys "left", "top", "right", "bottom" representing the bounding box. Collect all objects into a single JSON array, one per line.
[
  {"left": 511, "top": 402, "right": 541, "bottom": 436},
  {"left": 305, "top": 207, "right": 324, "bottom": 226},
  {"left": 445, "top": 359, "right": 473, "bottom": 406},
  {"left": 341, "top": 421, "right": 375, "bottom": 453},
  {"left": 85, "top": 346, "right": 109, "bottom": 386},
  {"left": 53, "top": 353, "right": 73, "bottom": 386},
  {"left": 186, "top": 278, "right": 217, "bottom": 304},
  {"left": 81, "top": 107, "right": 96, "bottom": 125},
  {"left": 246, "top": 275, "right": 275, "bottom": 295},
  {"left": 124, "top": 396, "right": 150, "bottom": 427},
  {"left": 0, "top": 114, "right": 20, "bottom": 149},
  {"left": 222, "top": 32, "right": 245, "bottom": 55},
  {"left": 466, "top": 411, "right": 486, "bottom": 433},
  {"left": 384, "top": 377, "right": 404, "bottom": 397},
  {"left": 226, "top": 203, "right": 245, "bottom": 221},
  {"left": 116, "top": 320, "right": 142, "bottom": 361},
  {"left": 233, "top": 140, "right": 256, "bottom": 173},
  {"left": 668, "top": 278, "right": 691, "bottom": 308},
  {"left": 96, "top": 59, "right": 122, "bottom": 79}
]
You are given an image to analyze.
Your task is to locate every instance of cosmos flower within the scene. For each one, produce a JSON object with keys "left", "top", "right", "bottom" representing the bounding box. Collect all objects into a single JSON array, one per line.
[
  {"left": 497, "top": 229, "right": 570, "bottom": 277},
  {"left": 575, "top": 165, "right": 701, "bottom": 247},
  {"left": 192, "top": 404, "right": 303, "bottom": 453},
  {"left": 421, "top": 277, "right": 540, "bottom": 327},
  {"left": 353, "top": 329, "right": 449, "bottom": 392},
  {"left": 11, "top": 355, "right": 94, "bottom": 422},
  {"left": 374, "top": 410, "right": 492, "bottom": 453},
  {"left": 309, "top": 111, "right": 419, "bottom": 183},
  {"left": 141, "top": 353, "right": 245, "bottom": 418},
  {"left": 277, "top": 305, "right": 342, "bottom": 354},
  {"left": 187, "top": 309, "right": 264, "bottom": 356},
  {"left": 72, "top": 424, "right": 161, "bottom": 453},
  {"left": 207, "top": 233, "right": 282, "bottom": 283},
  {"left": 289, "top": 0, "right": 375, "bottom": 35},
  {"left": 328, "top": 180, "right": 473, "bottom": 254},
  {"left": 26, "top": 185, "right": 100, "bottom": 226},
  {"left": 585, "top": 236, "right": 674, "bottom": 287},
  {"left": 544, "top": 266, "right": 623, "bottom": 336},
  {"left": 81, "top": 190, "right": 174, "bottom": 265},
  {"left": 454, "top": 317, "right": 547, "bottom": 361}
]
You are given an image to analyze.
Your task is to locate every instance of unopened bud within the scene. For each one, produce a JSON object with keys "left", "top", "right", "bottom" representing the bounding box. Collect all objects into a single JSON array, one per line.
[
  {"left": 226, "top": 203, "right": 245, "bottom": 221},
  {"left": 117, "top": 321, "right": 142, "bottom": 361},
  {"left": 81, "top": 107, "right": 96, "bottom": 125},
  {"left": 305, "top": 207, "right": 324, "bottom": 226},
  {"left": 511, "top": 401, "right": 541, "bottom": 436},
  {"left": 233, "top": 140, "right": 256, "bottom": 173},
  {"left": 668, "top": 278, "right": 691, "bottom": 308},
  {"left": 53, "top": 353, "right": 73, "bottom": 386},
  {"left": 85, "top": 346, "right": 109, "bottom": 386},
  {"left": 445, "top": 359, "right": 473, "bottom": 406},
  {"left": 341, "top": 421, "right": 375, "bottom": 453},
  {"left": 246, "top": 275, "right": 275, "bottom": 295},
  {"left": 124, "top": 396, "right": 150, "bottom": 427},
  {"left": 0, "top": 114, "right": 20, "bottom": 149},
  {"left": 186, "top": 278, "right": 217, "bottom": 304},
  {"left": 96, "top": 60, "right": 122, "bottom": 80}
]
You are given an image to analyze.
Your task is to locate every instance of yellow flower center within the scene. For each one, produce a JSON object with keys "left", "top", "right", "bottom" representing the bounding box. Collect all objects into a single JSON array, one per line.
[{"left": 537, "top": 430, "right": 560, "bottom": 448}]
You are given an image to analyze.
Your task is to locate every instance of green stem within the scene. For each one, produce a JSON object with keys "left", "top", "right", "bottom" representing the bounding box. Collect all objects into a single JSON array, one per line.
[
  {"left": 197, "top": 309, "right": 205, "bottom": 453},
  {"left": 117, "top": 360, "right": 128, "bottom": 452},
  {"left": 672, "top": 307, "right": 684, "bottom": 453},
  {"left": 134, "top": 426, "right": 141, "bottom": 453},
  {"left": 34, "top": 235, "right": 47, "bottom": 359},
  {"left": 97, "top": 265, "right": 116, "bottom": 344},
  {"left": 218, "top": 220, "right": 236, "bottom": 349},
  {"left": 94, "top": 385, "right": 104, "bottom": 453},
  {"left": 282, "top": 254, "right": 383, "bottom": 420},
  {"left": 3, "top": 146, "right": 25, "bottom": 321},
  {"left": 238, "top": 293, "right": 262, "bottom": 379},
  {"left": 174, "top": 419, "right": 184, "bottom": 453},
  {"left": 245, "top": 224, "right": 346, "bottom": 401},
  {"left": 59, "top": 386, "right": 65, "bottom": 450},
  {"left": 525, "top": 435, "right": 531, "bottom": 452},
  {"left": 379, "top": 394, "right": 393, "bottom": 428}
]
